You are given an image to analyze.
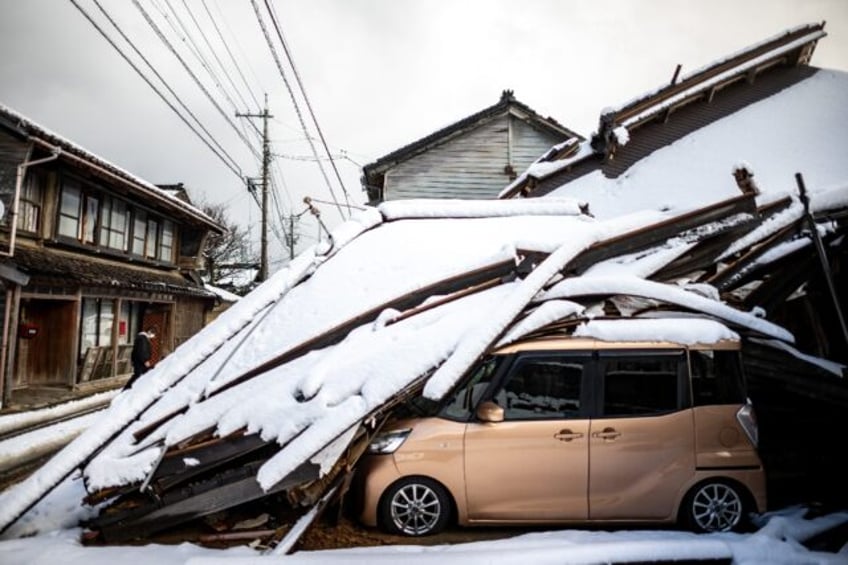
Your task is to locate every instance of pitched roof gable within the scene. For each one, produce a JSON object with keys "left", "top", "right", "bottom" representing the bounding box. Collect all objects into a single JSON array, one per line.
[{"left": 363, "top": 90, "right": 582, "bottom": 190}]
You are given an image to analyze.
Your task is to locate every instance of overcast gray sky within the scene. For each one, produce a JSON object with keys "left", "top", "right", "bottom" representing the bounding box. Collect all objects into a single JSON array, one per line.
[{"left": 1, "top": 0, "right": 846, "bottom": 268}]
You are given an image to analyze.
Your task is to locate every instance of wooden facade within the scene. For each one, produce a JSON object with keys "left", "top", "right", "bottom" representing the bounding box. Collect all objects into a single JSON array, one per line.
[
  {"left": 0, "top": 104, "right": 225, "bottom": 407},
  {"left": 362, "top": 91, "right": 582, "bottom": 204}
]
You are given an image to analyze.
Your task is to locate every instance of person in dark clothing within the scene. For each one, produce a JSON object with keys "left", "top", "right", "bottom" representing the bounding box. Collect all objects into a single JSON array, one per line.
[{"left": 125, "top": 327, "right": 156, "bottom": 390}]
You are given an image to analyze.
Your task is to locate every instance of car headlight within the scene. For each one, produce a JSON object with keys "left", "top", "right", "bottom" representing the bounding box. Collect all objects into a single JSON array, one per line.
[{"left": 367, "top": 429, "right": 411, "bottom": 454}]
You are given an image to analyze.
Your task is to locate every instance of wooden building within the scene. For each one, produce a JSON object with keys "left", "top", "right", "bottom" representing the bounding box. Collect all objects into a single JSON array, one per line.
[
  {"left": 0, "top": 103, "right": 225, "bottom": 407},
  {"left": 362, "top": 90, "right": 582, "bottom": 204}
]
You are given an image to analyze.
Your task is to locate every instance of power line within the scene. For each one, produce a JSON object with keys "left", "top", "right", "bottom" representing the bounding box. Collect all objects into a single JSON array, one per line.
[
  {"left": 69, "top": 0, "right": 243, "bottom": 179},
  {"left": 90, "top": 0, "right": 245, "bottom": 173},
  {"left": 248, "top": 0, "right": 346, "bottom": 220},
  {"left": 170, "top": 0, "right": 263, "bottom": 145},
  {"left": 151, "top": 0, "right": 259, "bottom": 145},
  {"left": 179, "top": 0, "right": 255, "bottom": 115},
  {"left": 274, "top": 169, "right": 294, "bottom": 209},
  {"left": 208, "top": 0, "right": 266, "bottom": 107},
  {"left": 199, "top": 0, "right": 261, "bottom": 111},
  {"left": 264, "top": 0, "right": 353, "bottom": 214},
  {"left": 132, "top": 0, "right": 261, "bottom": 161}
]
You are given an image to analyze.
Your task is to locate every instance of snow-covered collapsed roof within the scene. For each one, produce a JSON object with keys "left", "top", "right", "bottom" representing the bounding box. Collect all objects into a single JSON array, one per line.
[
  {"left": 0, "top": 196, "right": 808, "bottom": 537},
  {"left": 499, "top": 22, "right": 847, "bottom": 221},
  {"left": 542, "top": 67, "right": 848, "bottom": 219}
]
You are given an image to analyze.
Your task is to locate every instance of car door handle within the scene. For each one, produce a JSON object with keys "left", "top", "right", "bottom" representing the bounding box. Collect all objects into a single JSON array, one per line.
[
  {"left": 554, "top": 429, "right": 584, "bottom": 442},
  {"left": 591, "top": 427, "right": 621, "bottom": 440}
]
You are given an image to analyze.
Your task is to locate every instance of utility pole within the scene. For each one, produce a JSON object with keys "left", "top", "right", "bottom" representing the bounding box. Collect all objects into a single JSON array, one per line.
[{"left": 237, "top": 94, "right": 273, "bottom": 282}]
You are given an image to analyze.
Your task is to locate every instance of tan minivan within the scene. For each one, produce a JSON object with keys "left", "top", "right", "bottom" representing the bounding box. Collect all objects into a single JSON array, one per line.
[{"left": 356, "top": 336, "right": 766, "bottom": 536}]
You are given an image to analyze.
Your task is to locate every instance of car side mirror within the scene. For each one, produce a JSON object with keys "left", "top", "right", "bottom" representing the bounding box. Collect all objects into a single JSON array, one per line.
[{"left": 476, "top": 400, "right": 504, "bottom": 423}]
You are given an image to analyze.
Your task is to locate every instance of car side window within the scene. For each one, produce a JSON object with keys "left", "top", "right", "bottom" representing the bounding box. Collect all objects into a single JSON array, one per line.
[
  {"left": 440, "top": 355, "right": 502, "bottom": 421},
  {"left": 600, "top": 351, "right": 685, "bottom": 417},
  {"left": 690, "top": 350, "right": 746, "bottom": 406},
  {"left": 497, "top": 355, "right": 586, "bottom": 420}
]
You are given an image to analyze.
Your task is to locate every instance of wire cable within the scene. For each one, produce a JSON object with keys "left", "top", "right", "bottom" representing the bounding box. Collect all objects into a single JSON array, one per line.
[
  {"left": 179, "top": 0, "right": 255, "bottom": 115},
  {"left": 69, "top": 0, "right": 243, "bottom": 180},
  {"left": 264, "top": 0, "right": 352, "bottom": 214},
  {"left": 248, "top": 0, "right": 345, "bottom": 219},
  {"left": 152, "top": 0, "right": 259, "bottom": 144},
  {"left": 90, "top": 0, "right": 245, "bottom": 173},
  {"left": 199, "top": 0, "right": 261, "bottom": 111},
  {"left": 133, "top": 0, "right": 261, "bottom": 161}
]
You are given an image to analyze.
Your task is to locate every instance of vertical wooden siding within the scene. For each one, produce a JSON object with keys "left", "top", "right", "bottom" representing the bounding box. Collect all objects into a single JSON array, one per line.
[
  {"left": 384, "top": 114, "right": 564, "bottom": 201},
  {"left": 174, "top": 296, "right": 206, "bottom": 350}
]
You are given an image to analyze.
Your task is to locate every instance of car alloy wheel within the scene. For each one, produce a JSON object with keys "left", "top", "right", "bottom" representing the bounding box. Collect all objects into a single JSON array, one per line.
[
  {"left": 382, "top": 477, "right": 450, "bottom": 536},
  {"left": 687, "top": 481, "right": 745, "bottom": 533}
]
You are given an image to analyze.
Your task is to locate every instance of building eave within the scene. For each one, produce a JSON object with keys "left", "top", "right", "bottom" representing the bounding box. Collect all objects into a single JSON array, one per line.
[{"left": 0, "top": 103, "right": 226, "bottom": 235}]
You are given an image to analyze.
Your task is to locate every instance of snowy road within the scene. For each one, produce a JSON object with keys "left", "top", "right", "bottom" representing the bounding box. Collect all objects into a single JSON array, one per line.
[{"left": 0, "top": 391, "right": 116, "bottom": 482}]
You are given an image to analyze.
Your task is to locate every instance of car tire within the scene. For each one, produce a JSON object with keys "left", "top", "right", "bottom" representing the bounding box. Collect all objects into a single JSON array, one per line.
[
  {"left": 681, "top": 479, "right": 749, "bottom": 533},
  {"left": 379, "top": 477, "right": 451, "bottom": 536}
]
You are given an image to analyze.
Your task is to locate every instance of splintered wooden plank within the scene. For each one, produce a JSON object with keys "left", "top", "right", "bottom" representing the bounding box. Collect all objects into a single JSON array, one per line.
[
  {"left": 740, "top": 253, "right": 817, "bottom": 312},
  {"left": 653, "top": 223, "right": 759, "bottom": 282},
  {"left": 267, "top": 483, "right": 340, "bottom": 556},
  {"left": 565, "top": 194, "right": 759, "bottom": 276},
  {"left": 151, "top": 432, "right": 271, "bottom": 493},
  {"left": 706, "top": 221, "right": 799, "bottom": 291},
  {"left": 92, "top": 461, "right": 320, "bottom": 543}
]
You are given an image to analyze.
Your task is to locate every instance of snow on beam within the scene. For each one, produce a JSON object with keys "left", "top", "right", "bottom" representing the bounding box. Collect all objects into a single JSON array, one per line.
[
  {"left": 422, "top": 224, "right": 630, "bottom": 401},
  {"left": 566, "top": 194, "right": 759, "bottom": 276},
  {"left": 378, "top": 198, "right": 588, "bottom": 220},
  {"left": 542, "top": 275, "right": 794, "bottom": 343},
  {"left": 203, "top": 252, "right": 522, "bottom": 402}
]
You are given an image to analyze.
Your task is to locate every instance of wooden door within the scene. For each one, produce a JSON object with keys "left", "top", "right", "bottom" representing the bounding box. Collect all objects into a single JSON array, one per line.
[{"left": 16, "top": 299, "right": 76, "bottom": 387}]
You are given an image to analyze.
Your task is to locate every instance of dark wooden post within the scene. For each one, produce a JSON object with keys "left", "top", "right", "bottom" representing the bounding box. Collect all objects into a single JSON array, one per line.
[{"left": 796, "top": 172, "right": 848, "bottom": 349}]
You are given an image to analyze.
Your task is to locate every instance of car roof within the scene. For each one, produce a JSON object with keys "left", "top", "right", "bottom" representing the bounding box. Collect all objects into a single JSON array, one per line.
[
  {"left": 492, "top": 336, "right": 741, "bottom": 355},
  {"left": 492, "top": 316, "right": 742, "bottom": 355}
]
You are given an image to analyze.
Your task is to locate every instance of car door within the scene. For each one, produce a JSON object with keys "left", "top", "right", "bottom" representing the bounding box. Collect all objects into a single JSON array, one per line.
[
  {"left": 588, "top": 349, "right": 696, "bottom": 521},
  {"left": 463, "top": 352, "right": 591, "bottom": 521}
]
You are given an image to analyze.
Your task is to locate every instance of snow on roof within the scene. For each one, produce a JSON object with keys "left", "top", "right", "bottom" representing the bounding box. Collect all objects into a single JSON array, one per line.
[
  {"left": 572, "top": 317, "right": 740, "bottom": 345},
  {"left": 616, "top": 28, "right": 827, "bottom": 127},
  {"left": 540, "top": 275, "right": 793, "bottom": 342},
  {"left": 204, "top": 283, "right": 241, "bottom": 303},
  {"left": 545, "top": 68, "right": 848, "bottom": 220}
]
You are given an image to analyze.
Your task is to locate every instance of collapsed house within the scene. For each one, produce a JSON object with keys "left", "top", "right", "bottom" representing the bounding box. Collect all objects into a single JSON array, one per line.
[{"left": 0, "top": 22, "right": 846, "bottom": 551}]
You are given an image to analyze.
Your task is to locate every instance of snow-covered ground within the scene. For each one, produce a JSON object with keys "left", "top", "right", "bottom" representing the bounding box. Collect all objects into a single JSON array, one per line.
[
  {"left": 0, "top": 482, "right": 846, "bottom": 565},
  {"left": 0, "top": 390, "right": 116, "bottom": 436}
]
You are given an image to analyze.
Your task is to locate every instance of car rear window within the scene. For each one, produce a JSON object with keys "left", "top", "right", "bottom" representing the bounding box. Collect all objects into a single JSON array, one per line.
[
  {"left": 689, "top": 350, "right": 746, "bottom": 406},
  {"left": 599, "top": 351, "right": 685, "bottom": 417}
]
